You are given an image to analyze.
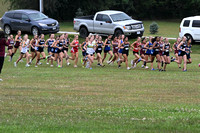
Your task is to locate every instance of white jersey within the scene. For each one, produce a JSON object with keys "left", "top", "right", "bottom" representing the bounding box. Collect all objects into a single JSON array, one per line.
[
  {"left": 86, "top": 42, "right": 95, "bottom": 55},
  {"left": 21, "top": 39, "right": 30, "bottom": 54}
]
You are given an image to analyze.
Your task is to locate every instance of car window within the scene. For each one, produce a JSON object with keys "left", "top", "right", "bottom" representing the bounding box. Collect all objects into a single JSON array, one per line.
[
  {"left": 192, "top": 20, "right": 200, "bottom": 28},
  {"left": 102, "top": 15, "right": 111, "bottom": 22},
  {"left": 96, "top": 14, "right": 111, "bottom": 22},
  {"left": 96, "top": 14, "right": 103, "bottom": 21},
  {"left": 22, "top": 14, "right": 29, "bottom": 21},
  {"left": 13, "top": 13, "right": 22, "bottom": 20},
  {"left": 183, "top": 20, "right": 190, "bottom": 27},
  {"left": 5, "top": 13, "right": 14, "bottom": 18}
]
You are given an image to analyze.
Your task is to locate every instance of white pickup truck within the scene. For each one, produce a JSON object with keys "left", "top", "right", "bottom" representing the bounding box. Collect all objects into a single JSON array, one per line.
[{"left": 74, "top": 10, "right": 144, "bottom": 38}]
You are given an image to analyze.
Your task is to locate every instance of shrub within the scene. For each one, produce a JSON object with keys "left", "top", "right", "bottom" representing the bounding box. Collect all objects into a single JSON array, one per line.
[{"left": 150, "top": 22, "right": 159, "bottom": 34}]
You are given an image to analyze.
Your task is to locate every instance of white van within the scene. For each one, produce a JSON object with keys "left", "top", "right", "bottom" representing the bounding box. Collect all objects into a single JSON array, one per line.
[{"left": 179, "top": 16, "right": 200, "bottom": 42}]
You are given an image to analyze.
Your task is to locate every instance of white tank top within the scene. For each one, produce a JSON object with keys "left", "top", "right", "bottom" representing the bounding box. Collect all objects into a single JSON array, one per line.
[{"left": 21, "top": 39, "right": 29, "bottom": 53}]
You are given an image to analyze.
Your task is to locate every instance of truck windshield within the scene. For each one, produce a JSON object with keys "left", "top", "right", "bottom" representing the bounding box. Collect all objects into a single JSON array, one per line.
[
  {"left": 110, "top": 13, "right": 131, "bottom": 22},
  {"left": 28, "top": 12, "right": 48, "bottom": 21}
]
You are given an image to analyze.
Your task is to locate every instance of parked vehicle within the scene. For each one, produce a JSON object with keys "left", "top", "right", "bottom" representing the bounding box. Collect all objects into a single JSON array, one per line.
[
  {"left": 179, "top": 16, "right": 200, "bottom": 42},
  {"left": 74, "top": 10, "right": 144, "bottom": 38},
  {"left": 0, "top": 9, "right": 59, "bottom": 35}
]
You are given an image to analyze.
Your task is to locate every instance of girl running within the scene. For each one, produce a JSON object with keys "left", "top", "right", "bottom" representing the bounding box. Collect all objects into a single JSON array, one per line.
[
  {"left": 11, "top": 30, "right": 22, "bottom": 60},
  {"left": 178, "top": 36, "right": 187, "bottom": 72},
  {"left": 69, "top": 35, "right": 79, "bottom": 67},
  {"left": 80, "top": 37, "right": 88, "bottom": 67},
  {"left": 45, "top": 34, "right": 55, "bottom": 66},
  {"left": 35, "top": 34, "right": 47, "bottom": 67},
  {"left": 14, "top": 34, "right": 30, "bottom": 67},
  {"left": 162, "top": 38, "right": 171, "bottom": 71},
  {"left": 29, "top": 35, "right": 38, "bottom": 64},
  {"left": 51, "top": 34, "right": 65, "bottom": 68},
  {"left": 144, "top": 36, "right": 154, "bottom": 69},
  {"left": 109, "top": 36, "right": 119, "bottom": 64},
  {"left": 172, "top": 37, "right": 181, "bottom": 68},
  {"left": 63, "top": 33, "right": 70, "bottom": 66},
  {"left": 140, "top": 37, "right": 147, "bottom": 68},
  {"left": 151, "top": 36, "right": 161, "bottom": 71},
  {"left": 186, "top": 38, "right": 192, "bottom": 64},
  {"left": 102, "top": 35, "right": 113, "bottom": 64},
  {"left": 118, "top": 37, "right": 130, "bottom": 70},
  {"left": 95, "top": 36, "right": 104, "bottom": 67},
  {"left": 131, "top": 37, "right": 145, "bottom": 68},
  {"left": 84, "top": 36, "right": 96, "bottom": 69},
  {"left": 6, "top": 35, "right": 14, "bottom": 61},
  {"left": 159, "top": 37, "right": 165, "bottom": 68},
  {"left": 118, "top": 34, "right": 125, "bottom": 65}
]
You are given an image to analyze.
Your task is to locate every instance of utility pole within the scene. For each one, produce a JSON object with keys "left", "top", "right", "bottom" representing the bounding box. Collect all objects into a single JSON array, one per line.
[{"left": 39, "top": 0, "right": 43, "bottom": 12}]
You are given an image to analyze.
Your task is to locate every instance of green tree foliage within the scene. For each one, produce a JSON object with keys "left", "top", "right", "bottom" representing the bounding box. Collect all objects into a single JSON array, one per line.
[{"left": 4, "top": 0, "right": 200, "bottom": 20}]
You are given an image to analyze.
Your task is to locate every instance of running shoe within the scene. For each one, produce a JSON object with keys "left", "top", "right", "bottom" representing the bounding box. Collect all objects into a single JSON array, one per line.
[
  {"left": 0, "top": 79, "right": 3, "bottom": 82},
  {"left": 50, "top": 65, "right": 54, "bottom": 67},
  {"left": 74, "top": 65, "right": 78, "bottom": 68},
  {"left": 67, "top": 62, "right": 70, "bottom": 66},
  {"left": 145, "top": 66, "right": 149, "bottom": 69},
  {"left": 131, "top": 60, "right": 134, "bottom": 65},
  {"left": 127, "top": 67, "right": 131, "bottom": 70},
  {"left": 46, "top": 62, "right": 49, "bottom": 65},
  {"left": 14, "top": 62, "right": 17, "bottom": 67},
  {"left": 25, "top": 64, "right": 30, "bottom": 67},
  {"left": 141, "top": 65, "right": 144, "bottom": 68},
  {"left": 90, "top": 67, "right": 93, "bottom": 70},
  {"left": 151, "top": 68, "right": 156, "bottom": 71}
]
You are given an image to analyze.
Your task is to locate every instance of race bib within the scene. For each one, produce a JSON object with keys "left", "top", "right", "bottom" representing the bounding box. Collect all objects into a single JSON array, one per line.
[
  {"left": 125, "top": 48, "right": 129, "bottom": 50},
  {"left": 98, "top": 48, "right": 102, "bottom": 50}
]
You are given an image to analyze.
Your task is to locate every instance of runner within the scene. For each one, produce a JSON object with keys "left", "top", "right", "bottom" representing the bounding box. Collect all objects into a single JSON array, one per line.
[
  {"left": 102, "top": 35, "right": 113, "bottom": 64},
  {"left": 172, "top": 37, "right": 181, "bottom": 68},
  {"left": 35, "top": 34, "right": 47, "bottom": 67},
  {"left": 118, "top": 37, "right": 130, "bottom": 70},
  {"left": 95, "top": 36, "right": 104, "bottom": 67},
  {"left": 140, "top": 37, "right": 147, "bottom": 68},
  {"left": 63, "top": 33, "right": 70, "bottom": 66},
  {"left": 84, "top": 36, "right": 96, "bottom": 69},
  {"left": 69, "top": 35, "right": 79, "bottom": 67},
  {"left": 6, "top": 35, "right": 14, "bottom": 61},
  {"left": 186, "top": 38, "right": 192, "bottom": 64},
  {"left": 178, "top": 36, "right": 187, "bottom": 72},
  {"left": 151, "top": 36, "right": 161, "bottom": 71},
  {"left": 144, "top": 36, "right": 154, "bottom": 69},
  {"left": 131, "top": 37, "right": 145, "bottom": 68},
  {"left": 45, "top": 34, "right": 55, "bottom": 67},
  {"left": 80, "top": 37, "right": 88, "bottom": 67},
  {"left": 14, "top": 34, "right": 30, "bottom": 67},
  {"left": 163, "top": 38, "right": 171, "bottom": 71},
  {"left": 159, "top": 36, "right": 165, "bottom": 68},
  {"left": 11, "top": 30, "right": 22, "bottom": 59},
  {"left": 29, "top": 35, "right": 38, "bottom": 64},
  {"left": 109, "top": 36, "right": 119, "bottom": 64},
  {"left": 118, "top": 34, "right": 125, "bottom": 66}
]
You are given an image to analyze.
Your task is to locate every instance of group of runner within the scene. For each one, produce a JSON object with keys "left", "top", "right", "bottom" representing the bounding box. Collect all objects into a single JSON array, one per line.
[{"left": 4, "top": 30, "right": 192, "bottom": 71}]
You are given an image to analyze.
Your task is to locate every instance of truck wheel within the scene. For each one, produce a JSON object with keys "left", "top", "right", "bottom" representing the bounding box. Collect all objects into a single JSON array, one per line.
[
  {"left": 79, "top": 27, "right": 88, "bottom": 38},
  {"left": 4, "top": 25, "right": 11, "bottom": 35},
  {"left": 114, "top": 29, "right": 123, "bottom": 37},
  {"left": 185, "top": 34, "right": 194, "bottom": 43}
]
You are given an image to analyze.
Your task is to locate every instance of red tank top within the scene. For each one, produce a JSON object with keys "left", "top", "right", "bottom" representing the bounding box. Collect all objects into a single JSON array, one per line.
[
  {"left": 73, "top": 40, "right": 79, "bottom": 50},
  {"left": 133, "top": 42, "right": 140, "bottom": 52}
]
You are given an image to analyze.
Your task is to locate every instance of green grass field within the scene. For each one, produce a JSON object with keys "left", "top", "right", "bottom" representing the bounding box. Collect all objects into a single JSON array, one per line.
[
  {"left": 0, "top": 35, "right": 200, "bottom": 132},
  {"left": 59, "top": 20, "right": 180, "bottom": 38}
]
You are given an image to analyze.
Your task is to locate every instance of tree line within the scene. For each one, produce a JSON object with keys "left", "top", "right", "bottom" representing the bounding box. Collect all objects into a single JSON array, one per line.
[{"left": 5, "top": 0, "right": 200, "bottom": 20}]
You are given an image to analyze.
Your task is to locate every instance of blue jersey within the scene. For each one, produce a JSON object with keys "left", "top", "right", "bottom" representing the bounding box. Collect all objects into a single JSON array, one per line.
[{"left": 48, "top": 39, "right": 54, "bottom": 48}]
